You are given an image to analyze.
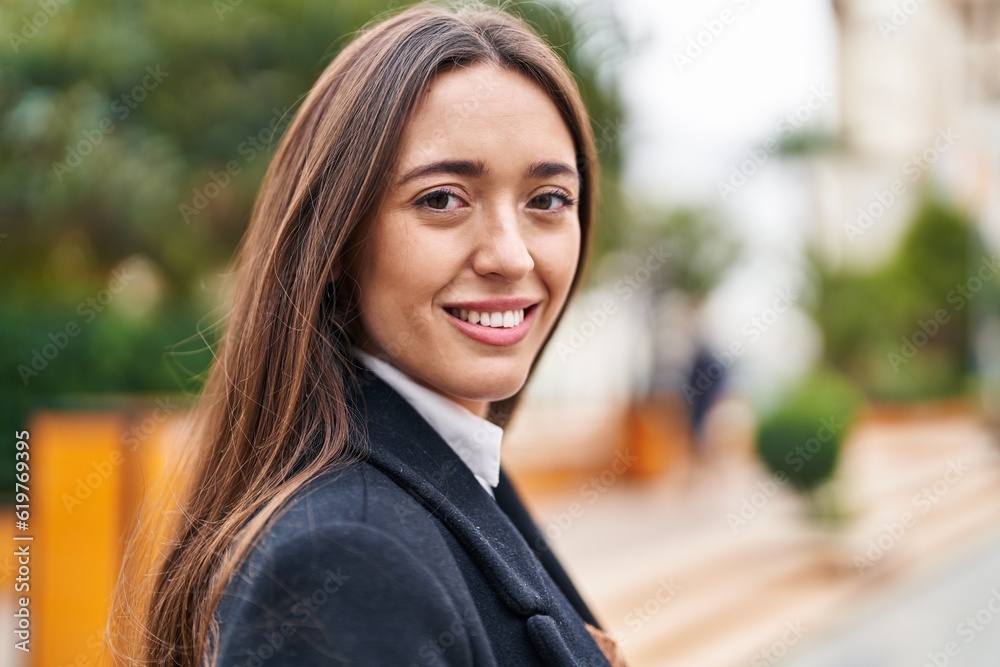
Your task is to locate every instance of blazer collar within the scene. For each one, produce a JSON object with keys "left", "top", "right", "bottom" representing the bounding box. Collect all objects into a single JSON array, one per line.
[
  {"left": 351, "top": 347, "right": 503, "bottom": 494},
  {"left": 347, "top": 362, "right": 554, "bottom": 617}
]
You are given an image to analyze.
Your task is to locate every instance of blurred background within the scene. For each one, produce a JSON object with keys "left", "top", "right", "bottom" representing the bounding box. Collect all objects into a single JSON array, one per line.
[{"left": 2, "top": 0, "right": 1000, "bottom": 665}]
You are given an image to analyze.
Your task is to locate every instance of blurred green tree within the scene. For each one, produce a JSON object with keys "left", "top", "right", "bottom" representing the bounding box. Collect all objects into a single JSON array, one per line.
[
  {"left": 810, "top": 196, "right": 976, "bottom": 402},
  {"left": 640, "top": 206, "right": 740, "bottom": 300}
]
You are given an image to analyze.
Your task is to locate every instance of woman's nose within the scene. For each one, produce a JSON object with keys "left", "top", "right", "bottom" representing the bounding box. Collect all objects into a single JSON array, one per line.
[{"left": 472, "top": 207, "right": 534, "bottom": 280}]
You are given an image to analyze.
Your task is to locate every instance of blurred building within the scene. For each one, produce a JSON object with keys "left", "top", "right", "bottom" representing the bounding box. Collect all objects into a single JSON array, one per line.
[
  {"left": 818, "top": 0, "right": 999, "bottom": 266},
  {"left": 818, "top": 0, "right": 1000, "bottom": 416}
]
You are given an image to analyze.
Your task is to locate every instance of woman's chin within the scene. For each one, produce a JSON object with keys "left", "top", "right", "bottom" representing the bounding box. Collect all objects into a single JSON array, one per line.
[{"left": 435, "top": 365, "right": 529, "bottom": 405}]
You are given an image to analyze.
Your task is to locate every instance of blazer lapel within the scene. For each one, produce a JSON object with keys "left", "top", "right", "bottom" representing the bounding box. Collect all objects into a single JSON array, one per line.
[
  {"left": 346, "top": 365, "right": 609, "bottom": 666},
  {"left": 494, "top": 468, "right": 602, "bottom": 629}
]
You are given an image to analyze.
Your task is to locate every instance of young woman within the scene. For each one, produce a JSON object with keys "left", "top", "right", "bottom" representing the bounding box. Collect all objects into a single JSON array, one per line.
[{"left": 116, "top": 3, "right": 625, "bottom": 665}]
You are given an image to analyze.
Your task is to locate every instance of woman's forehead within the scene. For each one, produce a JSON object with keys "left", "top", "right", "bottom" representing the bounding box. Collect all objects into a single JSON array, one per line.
[{"left": 395, "top": 63, "right": 577, "bottom": 178}]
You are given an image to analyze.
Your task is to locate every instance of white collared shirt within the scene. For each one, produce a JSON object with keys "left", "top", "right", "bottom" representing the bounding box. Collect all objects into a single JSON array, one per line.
[{"left": 352, "top": 348, "right": 504, "bottom": 499}]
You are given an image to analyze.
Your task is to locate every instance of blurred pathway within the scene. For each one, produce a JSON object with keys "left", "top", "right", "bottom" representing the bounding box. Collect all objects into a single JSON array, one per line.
[
  {"left": 518, "top": 407, "right": 1000, "bottom": 667},
  {"left": 781, "top": 525, "right": 1000, "bottom": 667}
]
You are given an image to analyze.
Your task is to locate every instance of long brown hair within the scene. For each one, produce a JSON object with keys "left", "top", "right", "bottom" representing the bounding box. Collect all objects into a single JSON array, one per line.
[{"left": 111, "top": 2, "right": 598, "bottom": 664}]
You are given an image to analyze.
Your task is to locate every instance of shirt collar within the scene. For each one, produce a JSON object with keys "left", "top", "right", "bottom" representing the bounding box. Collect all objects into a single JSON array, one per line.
[{"left": 351, "top": 348, "right": 504, "bottom": 498}]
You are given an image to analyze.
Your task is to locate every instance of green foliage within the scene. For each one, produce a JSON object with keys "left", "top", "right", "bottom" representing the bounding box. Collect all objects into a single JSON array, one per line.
[
  {"left": 774, "top": 129, "right": 842, "bottom": 157},
  {"left": 0, "top": 0, "right": 627, "bottom": 298},
  {"left": 811, "top": 196, "right": 976, "bottom": 401},
  {"left": 0, "top": 0, "right": 629, "bottom": 500},
  {"left": 635, "top": 207, "right": 740, "bottom": 298},
  {"left": 755, "top": 369, "right": 863, "bottom": 494},
  {"left": 0, "top": 297, "right": 215, "bottom": 502}
]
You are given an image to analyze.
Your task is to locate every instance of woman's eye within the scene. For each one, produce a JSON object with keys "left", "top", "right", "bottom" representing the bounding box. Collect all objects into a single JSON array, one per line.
[
  {"left": 529, "top": 192, "right": 574, "bottom": 211},
  {"left": 416, "top": 190, "right": 463, "bottom": 211}
]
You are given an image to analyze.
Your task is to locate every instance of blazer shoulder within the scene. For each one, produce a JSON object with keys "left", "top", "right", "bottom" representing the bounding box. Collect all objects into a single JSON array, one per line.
[
  {"left": 214, "top": 514, "right": 481, "bottom": 666},
  {"left": 213, "top": 455, "right": 504, "bottom": 664},
  {"left": 260, "top": 459, "right": 443, "bottom": 543}
]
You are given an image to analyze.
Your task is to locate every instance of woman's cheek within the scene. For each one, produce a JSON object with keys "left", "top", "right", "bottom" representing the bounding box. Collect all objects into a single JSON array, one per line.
[{"left": 541, "top": 227, "right": 580, "bottom": 290}]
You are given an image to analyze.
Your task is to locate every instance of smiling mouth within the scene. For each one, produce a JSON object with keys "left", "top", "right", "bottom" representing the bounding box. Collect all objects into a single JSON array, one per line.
[{"left": 445, "top": 305, "right": 537, "bottom": 328}]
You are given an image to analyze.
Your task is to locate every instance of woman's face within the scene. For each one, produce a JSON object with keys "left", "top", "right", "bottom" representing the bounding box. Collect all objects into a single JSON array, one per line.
[{"left": 353, "top": 63, "right": 582, "bottom": 418}]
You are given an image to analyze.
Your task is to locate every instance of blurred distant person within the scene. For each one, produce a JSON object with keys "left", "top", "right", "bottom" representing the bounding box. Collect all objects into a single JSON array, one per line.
[{"left": 686, "top": 342, "right": 728, "bottom": 451}]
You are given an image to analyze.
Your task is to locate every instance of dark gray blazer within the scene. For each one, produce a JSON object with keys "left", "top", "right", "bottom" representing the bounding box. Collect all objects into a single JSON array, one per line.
[{"left": 213, "top": 361, "right": 613, "bottom": 666}]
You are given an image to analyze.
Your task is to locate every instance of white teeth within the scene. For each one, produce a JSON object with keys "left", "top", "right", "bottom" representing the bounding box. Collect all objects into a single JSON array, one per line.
[{"left": 448, "top": 307, "right": 527, "bottom": 328}]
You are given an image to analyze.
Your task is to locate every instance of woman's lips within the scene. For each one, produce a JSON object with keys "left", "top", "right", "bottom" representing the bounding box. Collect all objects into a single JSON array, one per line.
[{"left": 444, "top": 304, "right": 538, "bottom": 346}]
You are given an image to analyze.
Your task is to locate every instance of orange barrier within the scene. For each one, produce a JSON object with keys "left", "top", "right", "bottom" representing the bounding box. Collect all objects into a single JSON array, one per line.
[
  {"left": 623, "top": 393, "right": 693, "bottom": 479},
  {"left": 15, "top": 405, "right": 184, "bottom": 667}
]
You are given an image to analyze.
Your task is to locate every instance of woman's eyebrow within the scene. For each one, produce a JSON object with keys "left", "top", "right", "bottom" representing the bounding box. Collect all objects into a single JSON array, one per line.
[
  {"left": 394, "top": 159, "right": 579, "bottom": 187},
  {"left": 395, "top": 159, "right": 487, "bottom": 186},
  {"left": 526, "top": 160, "right": 579, "bottom": 183}
]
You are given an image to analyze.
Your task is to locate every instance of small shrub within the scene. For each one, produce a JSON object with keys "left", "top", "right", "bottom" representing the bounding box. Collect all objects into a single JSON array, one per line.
[{"left": 756, "top": 370, "right": 864, "bottom": 494}]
